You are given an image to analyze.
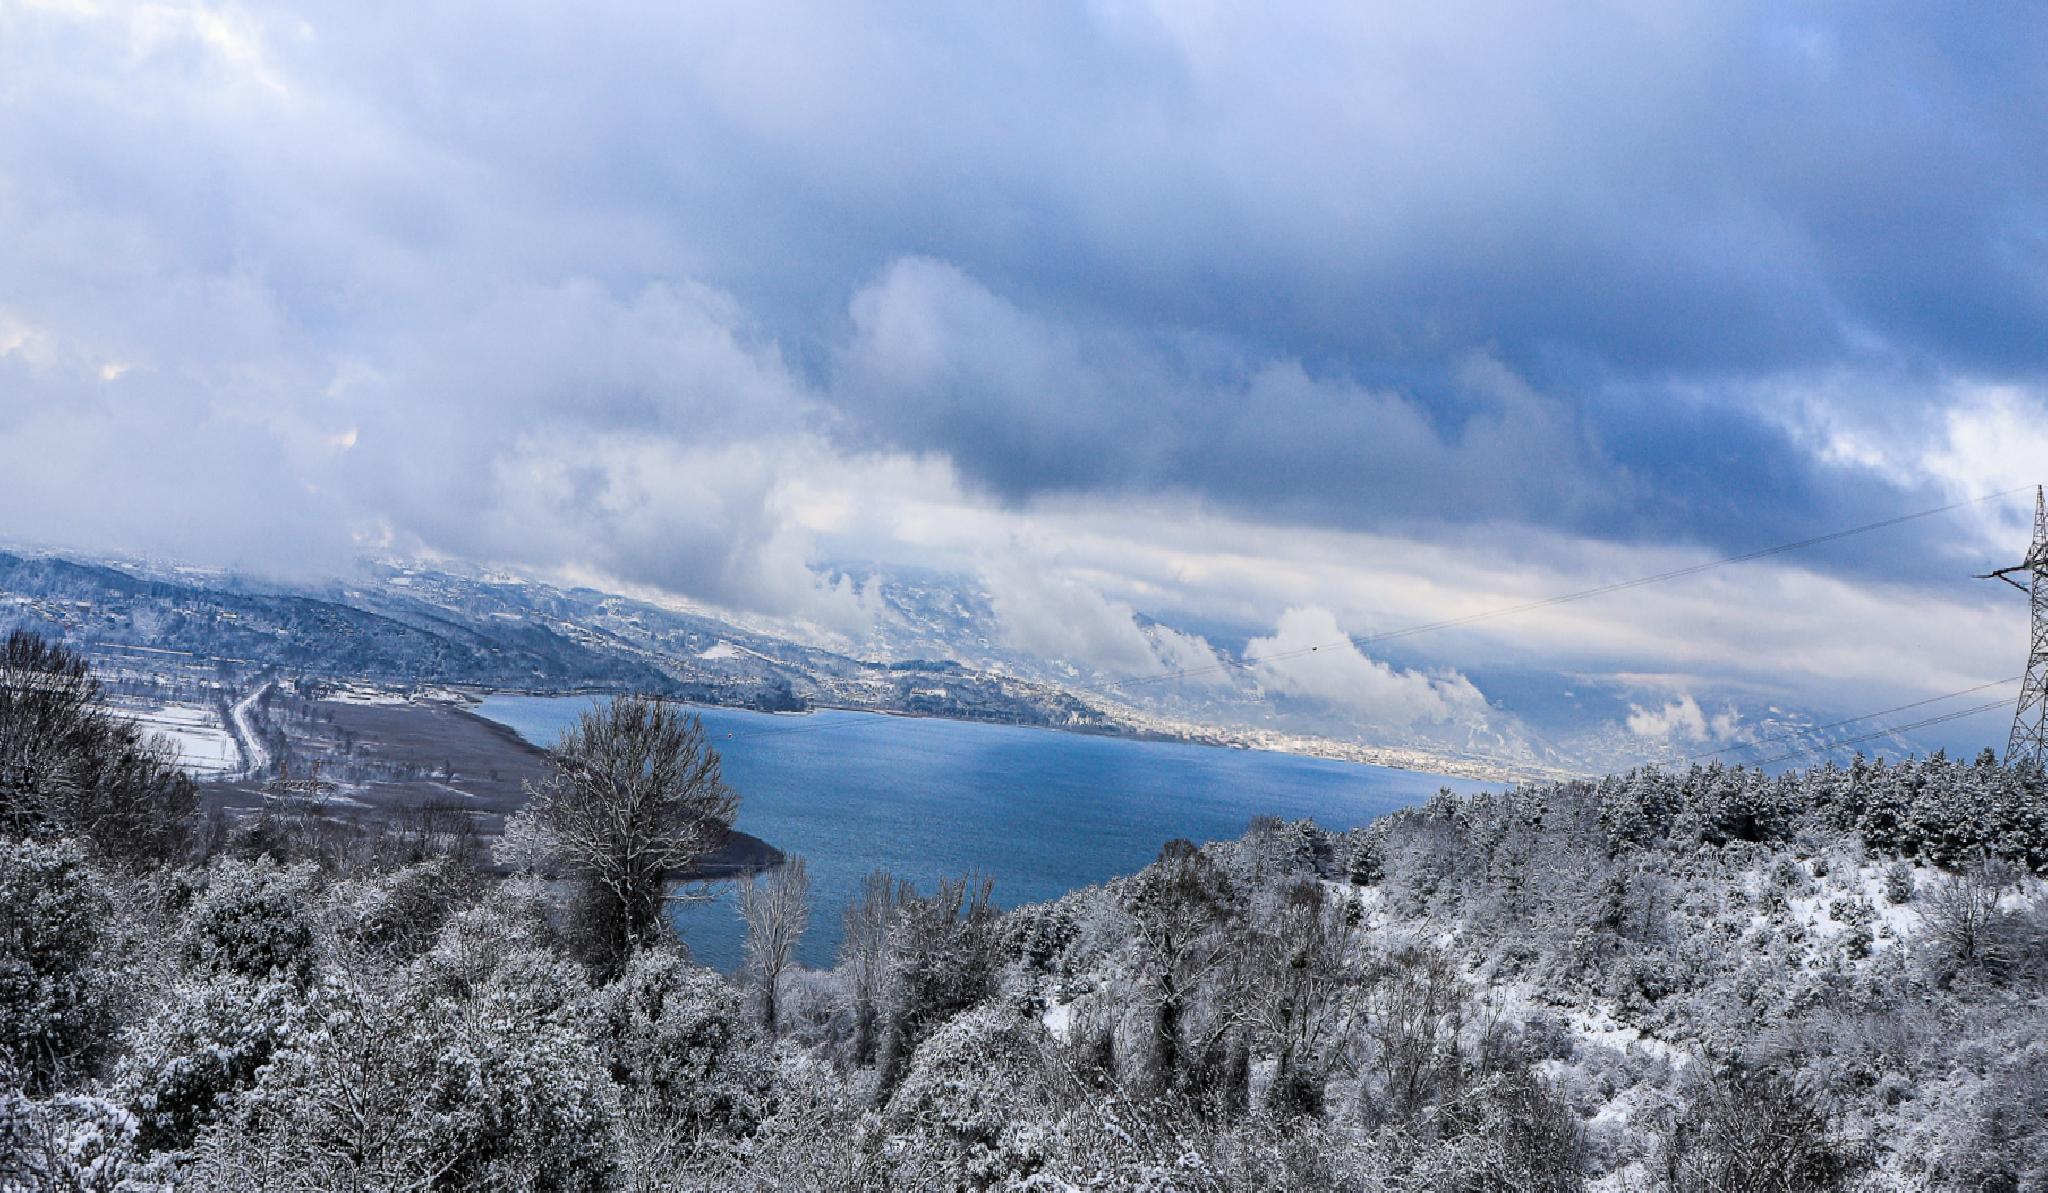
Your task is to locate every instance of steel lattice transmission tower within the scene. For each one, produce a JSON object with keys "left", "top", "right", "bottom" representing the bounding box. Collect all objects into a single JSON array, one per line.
[{"left": 1983, "top": 485, "right": 2048, "bottom": 766}]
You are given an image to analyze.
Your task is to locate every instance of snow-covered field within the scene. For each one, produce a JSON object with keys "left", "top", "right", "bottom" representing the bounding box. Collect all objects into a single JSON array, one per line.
[{"left": 122, "top": 702, "right": 241, "bottom": 777}]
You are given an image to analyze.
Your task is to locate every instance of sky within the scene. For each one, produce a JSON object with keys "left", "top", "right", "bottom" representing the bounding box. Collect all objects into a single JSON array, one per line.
[{"left": 3, "top": 1, "right": 2047, "bottom": 759}]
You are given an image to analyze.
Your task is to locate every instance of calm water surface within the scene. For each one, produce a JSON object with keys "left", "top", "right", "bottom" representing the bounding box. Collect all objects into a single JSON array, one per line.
[{"left": 475, "top": 696, "right": 1487, "bottom": 970}]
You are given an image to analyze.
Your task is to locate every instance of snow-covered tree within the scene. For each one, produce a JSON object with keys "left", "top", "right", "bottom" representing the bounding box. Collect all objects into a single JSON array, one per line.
[
  {"left": 0, "top": 631, "right": 197, "bottom": 864},
  {"left": 496, "top": 696, "right": 738, "bottom": 970},
  {"left": 738, "top": 854, "right": 810, "bottom": 1035}
]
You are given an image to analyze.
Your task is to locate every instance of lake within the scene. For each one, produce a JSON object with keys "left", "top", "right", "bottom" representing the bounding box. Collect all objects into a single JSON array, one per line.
[{"left": 475, "top": 696, "right": 1487, "bottom": 970}]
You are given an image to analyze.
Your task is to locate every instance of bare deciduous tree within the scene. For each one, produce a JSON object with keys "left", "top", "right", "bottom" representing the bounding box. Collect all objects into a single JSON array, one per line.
[
  {"left": 1244, "top": 877, "right": 1360, "bottom": 1116},
  {"left": 839, "top": 869, "right": 910, "bottom": 1066},
  {"left": 1361, "top": 945, "right": 1467, "bottom": 1128},
  {"left": 1124, "top": 840, "right": 1236, "bottom": 1096},
  {"left": 1661, "top": 1066, "right": 1854, "bottom": 1192},
  {"left": 496, "top": 696, "right": 738, "bottom": 967},
  {"left": 739, "top": 854, "right": 810, "bottom": 1035},
  {"left": 1924, "top": 855, "right": 2022, "bottom": 979}
]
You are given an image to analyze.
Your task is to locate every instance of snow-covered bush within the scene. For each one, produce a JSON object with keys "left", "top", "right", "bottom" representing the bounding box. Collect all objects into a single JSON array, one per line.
[
  {"left": 1883, "top": 858, "right": 1916, "bottom": 904},
  {"left": 0, "top": 838, "right": 116, "bottom": 1092},
  {"left": 586, "top": 945, "right": 772, "bottom": 1142},
  {"left": 406, "top": 876, "right": 564, "bottom": 1006},
  {"left": 1659, "top": 1065, "right": 1858, "bottom": 1192},
  {"left": 699, "top": 1050, "right": 881, "bottom": 1189},
  {"left": 323, "top": 856, "right": 475, "bottom": 961},
  {"left": 220, "top": 953, "right": 618, "bottom": 1189},
  {"left": 1001, "top": 890, "right": 1083, "bottom": 981},
  {"left": 1931, "top": 1026, "right": 2048, "bottom": 1191},
  {"left": 115, "top": 973, "right": 300, "bottom": 1155},
  {"left": 175, "top": 857, "right": 319, "bottom": 985},
  {"left": 884, "top": 1005, "right": 1062, "bottom": 1187},
  {"left": 1919, "top": 858, "right": 2032, "bottom": 983},
  {"left": 0, "top": 1085, "right": 173, "bottom": 1192},
  {"left": 776, "top": 964, "right": 852, "bottom": 1052},
  {"left": 876, "top": 876, "right": 1003, "bottom": 1095}
]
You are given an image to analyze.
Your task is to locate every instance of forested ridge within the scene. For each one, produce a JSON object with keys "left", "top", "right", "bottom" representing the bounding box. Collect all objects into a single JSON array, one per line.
[{"left": 4, "top": 632, "right": 2047, "bottom": 1191}]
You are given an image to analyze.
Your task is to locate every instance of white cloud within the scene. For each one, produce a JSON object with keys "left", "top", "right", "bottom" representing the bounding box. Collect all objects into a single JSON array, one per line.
[
  {"left": 1761, "top": 372, "right": 2044, "bottom": 559},
  {"left": 126, "top": 3, "right": 293, "bottom": 96},
  {"left": 1626, "top": 695, "right": 1739, "bottom": 744},
  {"left": 0, "top": 314, "right": 54, "bottom": 368},
  {"left": 1245, "top": 606, "right": 1486, "bottom": 727},
  {"left": 1923, "top": 385, "right": 2048, "bottom": 520},
  {"left": 750, "top": 444, "right": 2018, "bottom": 720},
  {"left": 1145, "top": 623, "right": 1232, "bottom": 687},
  {"left": 472, "top": 431, "right": 886, "bottom": 639},
  {"left": 983, "top": 555, "right": 1230, "bottom": 680}
]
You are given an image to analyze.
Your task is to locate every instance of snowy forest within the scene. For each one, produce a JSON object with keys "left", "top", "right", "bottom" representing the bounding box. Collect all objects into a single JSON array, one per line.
[{"left": 5, "top": 629, "right": 2048, "bottom": 1191}]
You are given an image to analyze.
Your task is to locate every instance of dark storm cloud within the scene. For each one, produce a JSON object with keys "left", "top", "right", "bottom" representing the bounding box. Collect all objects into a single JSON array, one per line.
[
  {"left": 1, "top": 0, "right": 2043, "bottom": 600},
  {"left": 831, "top": 258, "right": 1606, "bottom": 521}
]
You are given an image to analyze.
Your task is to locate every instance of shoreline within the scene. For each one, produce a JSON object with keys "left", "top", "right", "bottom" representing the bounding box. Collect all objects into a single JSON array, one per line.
[{"left": 463, "top": 687, "right": 1534, "bottom": 787}]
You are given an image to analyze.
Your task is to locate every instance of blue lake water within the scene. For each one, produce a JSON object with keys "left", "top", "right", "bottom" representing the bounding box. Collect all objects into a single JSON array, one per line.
[{"left": 475, "top": 696, "right": 1488, "bottom": 970}]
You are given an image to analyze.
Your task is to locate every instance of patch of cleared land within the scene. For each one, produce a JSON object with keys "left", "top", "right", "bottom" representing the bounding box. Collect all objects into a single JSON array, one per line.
[
  {"left": 120, "top": 701, "right": 242, "bottom": 777},
  {"left": 202, "top": 694, "right": 780, "bottom": 878}
]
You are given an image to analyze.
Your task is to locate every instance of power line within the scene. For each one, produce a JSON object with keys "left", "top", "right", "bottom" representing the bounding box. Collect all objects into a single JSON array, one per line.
[
  {"left": 693, "top": 685, "right": 2022, "bottom": 779},
  {"left": 15, "top": 486, "right": 2032, "bottom": 777},
  {"left": 1674, "top": 675, "right": 2023, "bottom": 764},
  {"left": 611, "top": 489, "right": 2038, "bottom": 764},
  {"left": 1745, "top": 697, "right": 2016, "bottom": 769},
  {"left": 708, "top": 675, "right": 2030, "bottom": 770},
  {"left": 1109, "top": 485, "right": 2031, "bottom": 691}
]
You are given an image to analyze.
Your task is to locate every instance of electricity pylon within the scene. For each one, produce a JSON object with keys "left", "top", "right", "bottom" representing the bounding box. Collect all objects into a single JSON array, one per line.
[{"left": 1982, "top": 485, "right": 2048, "bottom": 766}]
